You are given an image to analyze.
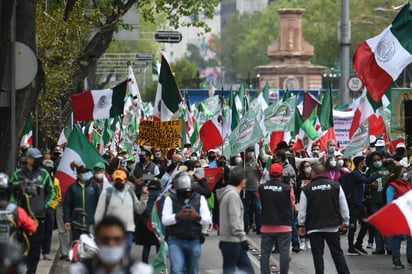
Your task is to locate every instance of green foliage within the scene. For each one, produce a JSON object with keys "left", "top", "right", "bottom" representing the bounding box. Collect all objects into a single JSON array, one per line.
[
  {"left": 219, "top": 0, "right": 395, "bottom": 83},
  {"left": 172, "top": 57, "right": 198, "bottom": 88},
  {"left": 137, "top": 0, "right": 220, "bottom": 33},
  {"left": 36, "top": 0, "right": 94, "bottom": 143}
]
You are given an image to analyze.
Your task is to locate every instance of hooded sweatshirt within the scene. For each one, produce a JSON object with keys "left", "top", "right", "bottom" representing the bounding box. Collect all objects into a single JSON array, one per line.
[{"left": 216, "top": 185, "right": 247, "bottom": 243}]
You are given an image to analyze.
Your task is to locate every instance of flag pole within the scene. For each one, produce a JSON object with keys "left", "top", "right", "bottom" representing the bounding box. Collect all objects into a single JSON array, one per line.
[{"left": 220, "top": 86, "right": 225, "bottom": 156}]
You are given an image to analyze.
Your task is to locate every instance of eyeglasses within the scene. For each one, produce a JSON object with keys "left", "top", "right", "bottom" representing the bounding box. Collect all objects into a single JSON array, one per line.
[
  {"left": 195, "top": 165, "right": 201, "bottom": 168},
  {"left": 98, "top": 236, "right": 125, "bottom": 245}
]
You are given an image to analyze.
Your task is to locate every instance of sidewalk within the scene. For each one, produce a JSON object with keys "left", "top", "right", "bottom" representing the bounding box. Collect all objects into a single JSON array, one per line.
[{"left": 37, "top": 230, "right": 60, "bottom": 274}]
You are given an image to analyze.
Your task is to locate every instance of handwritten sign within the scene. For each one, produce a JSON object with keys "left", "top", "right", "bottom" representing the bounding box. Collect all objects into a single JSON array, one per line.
[{"left": 138, "top": 119, "right": 182, "bottom": 149}]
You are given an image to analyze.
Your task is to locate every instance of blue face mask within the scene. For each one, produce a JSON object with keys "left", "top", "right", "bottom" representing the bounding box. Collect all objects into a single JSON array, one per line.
[
  {"left": 373, "top": 161, "right": 382, "bottom": 169},
  {"left": 81, "top": 172, "right": 93, "bottom": 182}
]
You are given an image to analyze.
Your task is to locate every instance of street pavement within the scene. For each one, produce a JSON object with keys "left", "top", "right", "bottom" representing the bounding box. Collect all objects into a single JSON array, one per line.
[{"left": 52, "top": 228, "right": 412, "bottom": 273}]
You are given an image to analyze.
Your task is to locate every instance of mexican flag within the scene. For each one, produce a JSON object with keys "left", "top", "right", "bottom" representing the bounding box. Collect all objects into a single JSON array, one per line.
[
  {"left": 71, "top": 80, "right": 128, "bottom": 121},
  {"left": 367, "top": 189, "right": 412, "bottom": 236},
  {"left": 199, "top": 111, "right": 231, "bottom": 152},
  {"left": 55, "top": 125, "right": 106, "bottom": 200},
  {"left": 353, "top": 3, "right": 412, "bottom": 102},
  {"left": 20, "top": 118, "right": 33, "bottom": 146},
  {"left": 153, "top": 54, "right": 182, "bottom": 121}
]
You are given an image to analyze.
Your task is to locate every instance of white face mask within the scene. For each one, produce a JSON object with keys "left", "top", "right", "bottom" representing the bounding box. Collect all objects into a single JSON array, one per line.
[
  {"left": 98, "top": 245, "right": 125, "bottom": 265},
  {"left": 329, "top": 160, "right": 337, "bottom": 167},
  {"left": 337, "top": 159, "right": 344, "bottom": 167},
  {"left": 154, "top": 152, "right": 162, "bottom": 158},
  {"left": 190, "top": 156, "right": 198, "bottom": 161},
  {"left": 401, "top": 172, "right": 409, "bottom": 180},
  {"left": 304, "top": 167, "right": 312, "bottom": 174},
  {"left": 95, "top": 173, "right": 105, "bottom": 180}
]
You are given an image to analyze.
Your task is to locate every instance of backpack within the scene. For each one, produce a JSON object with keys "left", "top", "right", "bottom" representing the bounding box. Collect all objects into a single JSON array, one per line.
[
  {"left": 104, "top": 187, "right": 136, "bottom": 216},
  {"left": 339, "top": 172, "right": 353, "bottom": 202}
]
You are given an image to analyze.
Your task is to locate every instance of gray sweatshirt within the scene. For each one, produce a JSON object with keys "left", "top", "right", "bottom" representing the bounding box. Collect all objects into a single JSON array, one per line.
[{"left": 216, "top": 185, "right": 247, "bottom": 243}]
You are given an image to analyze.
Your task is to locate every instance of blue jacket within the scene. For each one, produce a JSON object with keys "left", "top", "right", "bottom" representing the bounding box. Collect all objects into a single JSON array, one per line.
[
  {"left": 350, "top": 169, "right": 380, "bottom": 205},
  {"left": 63, "top": 180, "right": 101, "bottom": 226}
]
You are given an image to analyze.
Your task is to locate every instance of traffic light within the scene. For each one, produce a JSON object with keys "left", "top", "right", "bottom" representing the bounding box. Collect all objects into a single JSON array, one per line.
[{"left": 154, "top": 31, "right": 182, "bottom": 43}]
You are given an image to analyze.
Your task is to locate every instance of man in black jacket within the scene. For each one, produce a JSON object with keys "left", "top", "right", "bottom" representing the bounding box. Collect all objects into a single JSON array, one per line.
[
  {"left": 298, "top": 163, "right": 350, "bottom": 274},
  {"left": 258, "top": 163, "right": 294, "bottom": 274},
  {"left": 347, "top": 156, "right": 382, "bottom": 255}
]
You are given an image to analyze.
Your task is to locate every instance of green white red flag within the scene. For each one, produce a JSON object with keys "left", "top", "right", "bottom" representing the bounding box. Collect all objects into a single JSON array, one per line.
[{"left": 353, "top": 3, "right": 412, "bottom": 102}]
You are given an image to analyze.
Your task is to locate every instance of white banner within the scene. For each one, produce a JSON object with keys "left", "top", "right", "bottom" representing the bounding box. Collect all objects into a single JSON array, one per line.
[{"left": 333, "top": 110, "right": 354, "bottom": 149}]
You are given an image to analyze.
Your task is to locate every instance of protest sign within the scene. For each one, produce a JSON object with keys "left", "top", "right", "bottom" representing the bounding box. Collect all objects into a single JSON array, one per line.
[{"left": 138, "top": 119, "right": 182, "bottom": 149}]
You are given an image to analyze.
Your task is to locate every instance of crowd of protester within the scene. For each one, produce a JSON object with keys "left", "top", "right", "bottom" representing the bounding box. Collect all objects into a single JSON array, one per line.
[{"left": 2, "top": 135, "right": 412, "bottom": 273}]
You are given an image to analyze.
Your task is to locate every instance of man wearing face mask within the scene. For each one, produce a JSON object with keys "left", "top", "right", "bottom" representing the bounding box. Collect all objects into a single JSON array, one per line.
[
  {"left": 91, "top": 162, "right": 111, "bottom": 190},
  {"left": 95, "top": 168, "right": 148, "bottom": 256},
  {"left": 69, "top": 216, "right": 153, "bottom": 274},
  {"left": 152, "top": 147, "right": 167, "bottom": 177},
  {"left": 11, "top": 147, "right": 55, "bottom": 274},
  {"left": 207, "top": 149, "right": 219, "bottom": 168},
  {"left": 347, "top": 156, "right": 383, "bottom": 256},
  {"left": 162, "top": 172, "right": 211, "bottom": 274},
  {"left": 63, "top": 166, "right": 101, "bottom": 242}
]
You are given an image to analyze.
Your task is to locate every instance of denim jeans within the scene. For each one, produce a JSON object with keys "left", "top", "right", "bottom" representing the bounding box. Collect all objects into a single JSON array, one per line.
[
  {"left": 126, "top": 231, "right": 134, "bottom": 257},
  {"left": 243, "top": 190, "right": 261, "bottom": 233},
  {"left": 391, "top": 235, "right": 412, "bottom": 259},
  {"left": 309, "top": 232, "right": 350, "bottom": 274},
  {"left": 219, "top": 241, "right": 254, "bottom": 274},
  {"left": 41, "top": 207, "right": 55, "bottom": 255},
  {"left": 168, "top": 237, "right": 201, "bottom": 274},
  {"left": 260, "top": 232, "right": 290, "bottom": 274}
]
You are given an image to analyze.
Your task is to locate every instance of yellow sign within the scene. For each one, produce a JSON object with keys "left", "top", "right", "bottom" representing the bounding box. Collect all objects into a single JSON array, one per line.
[{"left": 138, "top": 119, "right": 182, "bottom": 149}]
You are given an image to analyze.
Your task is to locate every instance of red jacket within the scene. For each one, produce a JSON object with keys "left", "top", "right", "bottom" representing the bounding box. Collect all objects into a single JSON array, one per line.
[
  {"left": 17, "top": 207, "right": 37, "bottom": 234},
  {"left": 389, "top": 179, "right": 412, "bottom": 200}
]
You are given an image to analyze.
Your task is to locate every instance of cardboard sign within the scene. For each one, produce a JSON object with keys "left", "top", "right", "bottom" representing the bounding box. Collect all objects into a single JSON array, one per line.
[{"left": 138, "top": 119, "right": 182, "bottom": 149}]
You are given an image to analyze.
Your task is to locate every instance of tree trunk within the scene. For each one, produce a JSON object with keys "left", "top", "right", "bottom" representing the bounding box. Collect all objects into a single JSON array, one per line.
[{"left": 0, "top": 0, "right": 43, "bottom": 174}]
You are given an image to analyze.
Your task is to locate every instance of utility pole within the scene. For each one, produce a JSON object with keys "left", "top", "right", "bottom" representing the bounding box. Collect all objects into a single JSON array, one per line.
[{"left": 340, "top": 0, "right": 350, "bottom": 105}]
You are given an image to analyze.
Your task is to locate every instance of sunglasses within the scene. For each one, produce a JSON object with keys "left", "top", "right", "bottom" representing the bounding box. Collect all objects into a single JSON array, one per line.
[{"left": 98, "top": 236, "right": 124, "bottom": 245}]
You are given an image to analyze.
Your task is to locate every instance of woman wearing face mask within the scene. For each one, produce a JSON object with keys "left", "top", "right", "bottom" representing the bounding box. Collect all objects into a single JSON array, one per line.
[
  {"left": 296, "top": 161, "right": 312, "bottom": 250},
  {"left": 384, "top": 166, "right": 412, "bottom": 269},
  {"left": 63, "top": 166, "right": 101, "bottom": 242},
  {"left": 325, "top": 156, "right": 342, "bottom": 182}
]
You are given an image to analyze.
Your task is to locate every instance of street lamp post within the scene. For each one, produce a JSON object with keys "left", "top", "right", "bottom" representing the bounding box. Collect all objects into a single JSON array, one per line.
[{"left": 340, "top": 0, "right": 351, "bottom": 105}]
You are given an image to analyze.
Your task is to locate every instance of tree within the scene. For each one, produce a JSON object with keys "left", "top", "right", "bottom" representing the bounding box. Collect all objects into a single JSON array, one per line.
[
  {"left": 172, "top": 57, "right": 198, "bottom": 88},
  {"left": 0, "top": 0, "right": 220, "bottom": 173},
  {"left": 219, "top": 0, "right": 394, "bottom": 84}
]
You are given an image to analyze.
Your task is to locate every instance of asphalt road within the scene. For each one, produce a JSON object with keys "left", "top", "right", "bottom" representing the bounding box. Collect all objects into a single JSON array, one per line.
[{"left": 54, "top": 229, "right": 411, "bottom": 273}]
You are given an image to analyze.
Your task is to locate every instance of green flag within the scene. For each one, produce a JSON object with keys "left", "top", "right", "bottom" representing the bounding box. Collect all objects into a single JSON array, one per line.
[
  {"left": 263, "top": 96, "right": 296, "bottom": 132},
  {"left": 301, "top": 107, "right": 319, "bottom": 140},
  {"left": 282, "top": 89, "right": 291, "bottom": 101},
  {"left": 319, "top": 83, "right": 334, "bottom": 131},
  {"left": 343, "top": 120, "right": 369, "bottom": 158},
  {"left": 151, "top": 205, "right": 168, "bottom": 274},
  {"left": 229, "top": 88, "right": 240, "bottom": 130},
  {"left": 229, "top": 108, "right": 264, "bottom": 156},
  {"left": 262, "top": 81, "right": 270, "bottom": 104}
]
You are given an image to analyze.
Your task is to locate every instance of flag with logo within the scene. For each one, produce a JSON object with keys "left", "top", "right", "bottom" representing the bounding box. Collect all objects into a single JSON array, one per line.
[
  {"left": 263, "top": 96, "right": 296, "bottom": 133},
  {"left": 71, "top": 80, "right": 127, "bottom": 121},
  {"left": 55, "top": 125, "right": 106, "bottom": 200},
  {"left": 229, "top": 108, "right": 264, "bottom": 156},
  {"left": 153, "top": 53, "right": 182, "bottom": 121},
  {"left": 353, "top": 3, "right": 412, "bottom": 102},
  {"left": 343, "top": 120, "right": 369, "bottom": 158}
]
